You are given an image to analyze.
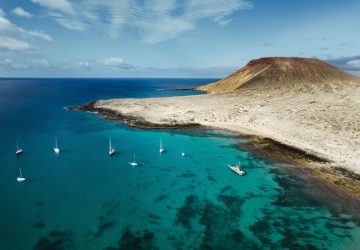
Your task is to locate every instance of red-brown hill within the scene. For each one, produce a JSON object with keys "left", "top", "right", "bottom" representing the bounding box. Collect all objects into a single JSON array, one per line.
[{"left": 197, "top": 57, "right": 359, "bottom": 93}]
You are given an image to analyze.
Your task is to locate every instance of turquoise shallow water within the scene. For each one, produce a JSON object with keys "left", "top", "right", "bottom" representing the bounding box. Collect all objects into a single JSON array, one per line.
[{"left": 1, "top": 78, "right": 360, "bottom": 249}]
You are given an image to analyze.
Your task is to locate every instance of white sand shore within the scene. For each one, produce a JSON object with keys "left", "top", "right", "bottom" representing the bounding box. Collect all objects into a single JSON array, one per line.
[{"left": 94, "top": 86, "right": 360, "bottom": 174}]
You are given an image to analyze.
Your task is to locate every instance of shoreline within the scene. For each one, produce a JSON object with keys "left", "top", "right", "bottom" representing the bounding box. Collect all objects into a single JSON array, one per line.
[
  {"left": 68, "top": 102, "right": 201, "bottom": 130},
  {"left": 68, "top": 101, "right": 360, "bottom": 200},
  {"left": 239, "top": 133, "right": 360, "bottom": 201}
]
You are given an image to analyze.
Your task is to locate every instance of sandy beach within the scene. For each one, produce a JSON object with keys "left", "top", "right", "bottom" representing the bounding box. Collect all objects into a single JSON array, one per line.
[{"left": 90, "top": 86, "right": 360, "bottom": 175}]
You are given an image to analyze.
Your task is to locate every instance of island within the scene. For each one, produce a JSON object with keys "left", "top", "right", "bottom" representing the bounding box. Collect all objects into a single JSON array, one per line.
[{"left": 70, "top": 57, "right": 360, "bottom": 197}]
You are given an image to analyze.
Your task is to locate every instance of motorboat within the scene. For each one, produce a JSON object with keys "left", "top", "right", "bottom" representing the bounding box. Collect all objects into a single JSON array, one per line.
[{"left": 228, "top": 163, "right": 246, "bottom": 176}]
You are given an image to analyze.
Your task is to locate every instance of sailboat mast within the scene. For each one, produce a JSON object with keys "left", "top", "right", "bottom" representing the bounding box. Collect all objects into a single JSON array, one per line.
[
  {"left": 55, "top": 137, "right": 58, "bottom": 148},
  {"left": 109, "top": 138, "right": 111, "bottom": 150},
  {"left": 19, "top": 168, "right": 22, "bottom": 177},
  {"left": 16, "top": 141, "right": 19, "bottom": 150}
]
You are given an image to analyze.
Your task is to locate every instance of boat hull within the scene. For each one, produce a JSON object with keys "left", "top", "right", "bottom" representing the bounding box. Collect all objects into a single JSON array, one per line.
[
  {"left": 228, "top": 165, "right": 246, "bottom": 176},
  {"left": 16, "top": 177, "right": 26, "bottom": 182}
]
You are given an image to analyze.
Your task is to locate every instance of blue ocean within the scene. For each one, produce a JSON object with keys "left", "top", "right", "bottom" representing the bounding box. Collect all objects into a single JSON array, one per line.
[{"left": 1, "top": 78, "right": 360, "bottom": 250}]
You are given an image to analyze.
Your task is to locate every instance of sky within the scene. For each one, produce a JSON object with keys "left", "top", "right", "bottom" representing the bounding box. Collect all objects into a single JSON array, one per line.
[{"left": 0, "top": 0, "right": 360, "bottom": 77}]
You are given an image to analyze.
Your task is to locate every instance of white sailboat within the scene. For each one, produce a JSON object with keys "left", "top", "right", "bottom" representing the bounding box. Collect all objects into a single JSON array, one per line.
[
  {"left": 181, "top": 152, "right": 186, "bottom": 157},
  {"left": 16, "top": 168, "right": 26, "bottom": 182},
  {"left": 16, "top": 141, "right": 23, "bottom": 156},
  {"left": 108, "top": 138, "right": 115, "bottom": 156},
  {"left": 228, "top": 162, "right": 246, "bottom": 176},
  {"left": 54, "top": 136, "right": 60, "bottom": 154},
  {"left": 129, "top": 154, "right": 138, "bottom": 166},
  {"left": 159, "top": 138, "right": 165, "bottom": 154}
]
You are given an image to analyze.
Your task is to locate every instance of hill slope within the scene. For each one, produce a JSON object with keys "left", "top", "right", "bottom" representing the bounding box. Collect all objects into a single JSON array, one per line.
[{"left": 197, "top": 57, "right": 359, "bottom": 93}]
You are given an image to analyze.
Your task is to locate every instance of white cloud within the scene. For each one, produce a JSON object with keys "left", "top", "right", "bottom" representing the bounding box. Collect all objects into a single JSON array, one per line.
[
  {"left": 0, "top": 37, "right": 32, "bottom": 51},
  {"left": 0, "top": 8, "right": 52, "bottom": 51},
  {"left": 0, "top": 57, "right": 238, "bottom": 77},
  {"left": 101, "top": 57, "right": 133, "bottom": 69},
  {"left": 31, "top": 0, "right": 75, "bottom": 15},
  {"left": 347, "top": 60, "right": 360, "bottom": 69},
  {"left": 100, "top": 0, "right": 252, "bottom": 43},
  {"left": 12, "top": 7, "right": 33, "bottom": 18},
  {"left": 34, "top": 0, "right": 252, "bottom": 44},
  {"left": 185, "top": 0, "right": 252, "bottom": 23},
  {"left": 140, "top": 18, "right": 194, "bottom": 44},
  {"left": 27, "top": 30, "right": 53, "bottom": 41},
  {"left": 102, "top": 57, "right": 123, "bottom": 66},
  {"left": 46, "top": 9, "right": 89, "bottom": 31},
  {"left": 54, "top": 16, "right": 88, "bottom": 31}
]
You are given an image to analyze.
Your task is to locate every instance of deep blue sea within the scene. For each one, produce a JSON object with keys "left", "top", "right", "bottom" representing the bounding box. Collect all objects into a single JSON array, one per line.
[{"left": 1, "top": 78, "right": 360, "bottom": 250}]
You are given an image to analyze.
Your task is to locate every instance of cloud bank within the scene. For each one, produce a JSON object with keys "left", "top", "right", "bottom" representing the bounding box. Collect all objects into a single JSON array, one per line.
[
  {"left": 327, "top": 56, "right": 360, "bottom": 71},
  {"left": 0, "top": 8, "right": 52, "bottom": 51},
  {"left": 347, "top": 59, "right": 360, "bottom": 69},
  {"left": 0, "top": 56, "right": 237, "bottom": 78},
  {"left": 31, "top": 0, "right": 75, "bottom": 15},
  {"left": 32, "top": 0, "right": 252, "bottom": 44},
  {"left": 12, "top": 7, "right": 33, "bottom": 18}
]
